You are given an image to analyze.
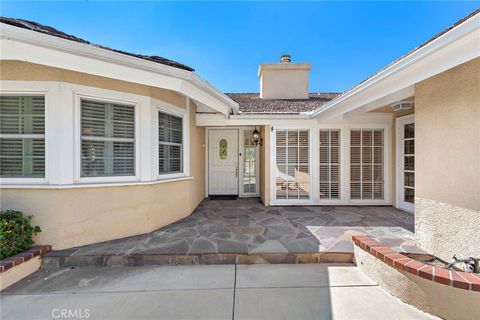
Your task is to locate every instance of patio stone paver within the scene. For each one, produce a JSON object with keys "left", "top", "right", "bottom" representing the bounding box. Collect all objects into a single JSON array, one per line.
[{"left": 46, "top": 198, "right": 425, "bottom": 260}]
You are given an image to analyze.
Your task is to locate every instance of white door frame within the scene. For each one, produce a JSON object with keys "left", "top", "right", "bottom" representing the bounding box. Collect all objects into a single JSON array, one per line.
[
  {"left": 205, "top": 127, "right": 260, "bottom": 197},
  {"left": 396, "top": 114, "right": 415, "bottom": 213}
]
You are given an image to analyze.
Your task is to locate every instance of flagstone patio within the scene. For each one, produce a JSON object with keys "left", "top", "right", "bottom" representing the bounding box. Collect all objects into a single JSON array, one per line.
[{"left": 43, "top": 198, "right": 426, "bottom": 267}]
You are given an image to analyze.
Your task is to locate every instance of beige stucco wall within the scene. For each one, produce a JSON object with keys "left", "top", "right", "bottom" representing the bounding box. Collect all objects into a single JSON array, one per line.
[
  {"left": 355, "top": 246, "right": 480, "bottom": 320},
  {"left": 0, "top": 60, "right": 186, "bottom": 108},
  {"left": 259, "top": 64, "right": 311, "bottom": 99},
  {"left": 260, "top": 126, "right": 270, "bottom": 205},
  {"left": 415, "top": 57, "right": 480, "bottom": 261},
  {"left": 0, "top": 62, "right": 206, "bottom": 249},
  {"left": 0, "top": 256, "right": 41, "bottom": 291}
]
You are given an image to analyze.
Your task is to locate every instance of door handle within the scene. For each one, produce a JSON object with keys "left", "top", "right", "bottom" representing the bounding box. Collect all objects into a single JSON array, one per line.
[{"left": 235, "top": 163, "right": 239, "bottom": 178}]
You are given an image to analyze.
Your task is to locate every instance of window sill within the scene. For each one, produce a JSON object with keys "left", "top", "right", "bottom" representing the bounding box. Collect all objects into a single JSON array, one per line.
[{"left": 0, "top": 176, "right": 194, "bottom": 189}]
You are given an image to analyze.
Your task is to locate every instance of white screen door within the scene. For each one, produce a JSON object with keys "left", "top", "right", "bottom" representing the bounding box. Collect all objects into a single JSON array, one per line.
[
  {"left": 397, "top": 115, "right": 415, "bottom": 212},
  {"left": 208, "top": 129, "right": 239, "bottom": 195}
]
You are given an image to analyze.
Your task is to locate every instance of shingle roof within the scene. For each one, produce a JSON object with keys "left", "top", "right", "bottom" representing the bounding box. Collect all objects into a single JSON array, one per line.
[
  {"left": 226, "top": 93, "right": 341, "bottom": 114},
  {"left": 0, "top": 17, "right": 195, "bottom": 72}
]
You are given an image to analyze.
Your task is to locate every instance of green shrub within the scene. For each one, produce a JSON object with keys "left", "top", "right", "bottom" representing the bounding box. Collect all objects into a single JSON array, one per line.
[{"left": 0, "top": 210, "right": 41, "bottom": 260}]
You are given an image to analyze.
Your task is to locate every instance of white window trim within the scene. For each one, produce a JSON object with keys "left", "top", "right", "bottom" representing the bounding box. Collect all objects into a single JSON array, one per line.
[
  {"left": 0, "top": 91, "right": 49, "bottom": 185},
  {"left": 73, "top": 93, "right": 141, "bottom": 184},
  {"left": 0, "top": 176, "right": 194, "bottom": 189},
  {"left": 267, "top": 121, "right": 391, "bottom": 206},
  {"left": 396, "top": 114, "right": 415, "bottom": 213},
  {"left": 154, "top": 98, "right": 190, "bottom": 181}
]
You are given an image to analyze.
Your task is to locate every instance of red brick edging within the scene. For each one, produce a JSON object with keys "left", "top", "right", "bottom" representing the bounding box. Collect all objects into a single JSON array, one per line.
[
  {"left": 352, "top": 235, "right": 480, "bottom": 292},
  {"left": 0, "top": 245, "right": 51, "bottom": 273}
]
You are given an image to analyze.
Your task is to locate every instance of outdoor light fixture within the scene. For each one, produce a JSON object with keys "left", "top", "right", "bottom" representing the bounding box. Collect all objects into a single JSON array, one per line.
[{"left": 251, "top": 127, "right": 263, "bottom": 146}]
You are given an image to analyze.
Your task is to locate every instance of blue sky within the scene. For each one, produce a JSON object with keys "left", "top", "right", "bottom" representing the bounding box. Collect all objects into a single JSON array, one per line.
[{"left": 1, "top": 1, "right": 478, "bottom": 93}]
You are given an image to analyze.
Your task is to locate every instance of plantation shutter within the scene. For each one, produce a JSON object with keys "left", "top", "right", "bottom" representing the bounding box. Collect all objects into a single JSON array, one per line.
[
  {"left": 319, "top": 129, "right": 340, "bottom": 199},
  {"left": 275, "top": 129, "right": 309, "bottom": 200},
  {"left": 81, "top": 100, "right": 135, "bottom": 177},
  {"left": 158, "top": 112, "right": 183, "bottom": 174},
  {"left": 350, "top": 129, "right": 384, "bottom": 200},
  {"left": 0, "top": 96, "right": 45, "bottom": 177}
]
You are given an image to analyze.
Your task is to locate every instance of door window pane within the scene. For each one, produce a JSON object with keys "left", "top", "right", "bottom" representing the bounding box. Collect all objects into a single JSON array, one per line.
[
  {"left": 243, "top": 130, "right": 257, "bottom": 194},
  {"left": 402, "top": 121, "right": 415, "bottom": 206},
  {"left": 219, "top": 139, "right": 228, "bottom": 160}
]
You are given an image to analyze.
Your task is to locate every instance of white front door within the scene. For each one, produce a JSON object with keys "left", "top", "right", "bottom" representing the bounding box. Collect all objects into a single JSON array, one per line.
[
  {"left": 396, "top": 115, "right": 415, "bottom": 212},
  {"left": 208, "top": 129, "right": 239, "bottom": 195}
]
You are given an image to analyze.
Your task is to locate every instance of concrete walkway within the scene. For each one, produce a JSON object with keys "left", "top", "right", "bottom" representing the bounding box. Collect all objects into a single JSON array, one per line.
[{"left": 1, "top": 264, "right": 437, "bottom": 320}]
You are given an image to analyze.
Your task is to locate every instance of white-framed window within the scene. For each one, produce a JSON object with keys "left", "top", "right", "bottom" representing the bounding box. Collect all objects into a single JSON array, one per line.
[
  {"left": 158, "top": 111, "right": 183, "bottom": 174},
  {"left": 0, "top": 96, "right": 45, "bottom": 178},
  {"left": 319, "top": 129, "right": 340, "bottom": 199},
  {"left": 80, "top": 99, "right": 135, "bottom": 177},
  {"left": 155, "top": 101, "right": 189, "bottom": 180},
  {"left": 275, "top": 129, "right": 310, "bottom": 200},
  {"left": 350, "top": 129, "right": 384, "bottom": 200}
]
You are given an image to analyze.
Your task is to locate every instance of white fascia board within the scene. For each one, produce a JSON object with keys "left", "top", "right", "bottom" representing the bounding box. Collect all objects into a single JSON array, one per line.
[
  {"left": 0, "top": 23, "right": 238, "bottom": 116},
  {"left": 180, "top": 79, "right": 231, "bottom": 116},
  {"left": 310, "top": 13, "right": 480, "bottom": 120}
]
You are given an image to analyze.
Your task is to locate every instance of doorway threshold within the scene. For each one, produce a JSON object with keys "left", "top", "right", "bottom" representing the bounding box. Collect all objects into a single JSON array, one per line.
[{"left": 208, "top": 195, "right": 238, "bottom": 200}]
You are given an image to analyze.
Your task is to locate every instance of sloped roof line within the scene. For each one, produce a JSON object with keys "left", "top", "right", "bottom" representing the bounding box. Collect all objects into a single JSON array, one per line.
[
  {"left": 0, "top": 16, "right": 194, "bottom": 72},
  {"left": 309, "top": 8, "right": 480, "bottom": 117}
]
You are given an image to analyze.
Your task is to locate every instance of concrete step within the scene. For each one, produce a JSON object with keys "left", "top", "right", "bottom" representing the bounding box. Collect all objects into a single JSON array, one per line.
[{"left": 41, "top": 252, "right": 353, "bottom": 269}]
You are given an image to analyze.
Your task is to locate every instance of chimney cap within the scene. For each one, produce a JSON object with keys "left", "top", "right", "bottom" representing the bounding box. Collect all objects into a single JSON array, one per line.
[{"left": 280, "top": 54, "right": 291, "bottom": 63}]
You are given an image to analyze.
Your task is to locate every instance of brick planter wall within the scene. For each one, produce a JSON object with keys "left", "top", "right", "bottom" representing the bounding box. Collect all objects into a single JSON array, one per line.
[
  {"left": 352, "top": 235, "right": 480, "bottom": 292},
  {"left": 0, "top": 245, "right": 51, "bottom": 273}
]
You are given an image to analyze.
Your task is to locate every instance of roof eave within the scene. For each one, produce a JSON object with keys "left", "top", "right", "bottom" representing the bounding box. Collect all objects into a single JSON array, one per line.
[
  {"left": 309, "top": 10, "right": 480, "bottom": 119},
  {"left": 0, "top": 22, "right": 239, "bottom": 116}
]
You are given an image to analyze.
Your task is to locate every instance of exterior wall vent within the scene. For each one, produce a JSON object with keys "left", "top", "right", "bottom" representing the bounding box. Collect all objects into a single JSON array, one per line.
[{"left": 391, "top": 101, "right": 414, "bottom": 112}]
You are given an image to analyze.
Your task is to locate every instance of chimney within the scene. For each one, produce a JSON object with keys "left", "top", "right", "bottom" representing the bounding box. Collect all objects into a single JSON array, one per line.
[{"left": 258, "top": 54, "right": 311, "bottom": 99}]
